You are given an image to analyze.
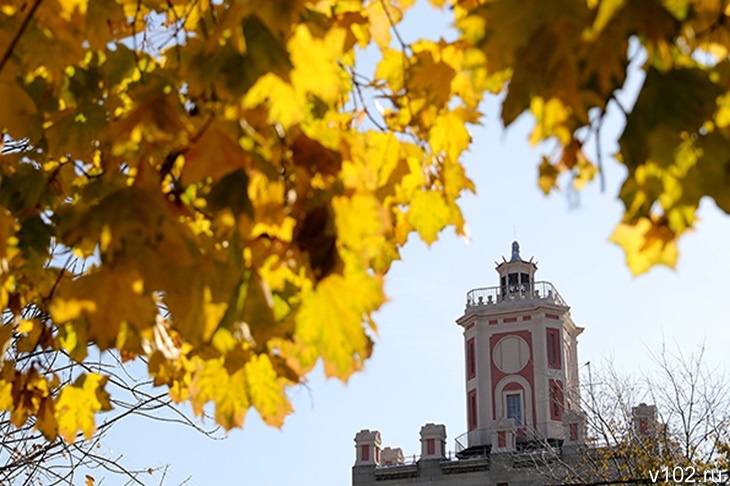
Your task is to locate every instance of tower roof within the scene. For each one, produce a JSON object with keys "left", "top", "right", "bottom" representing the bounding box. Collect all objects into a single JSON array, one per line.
[
  {"left": 496, "top": 240, "right": 536, "bottom": 272},
  {"left": 509, "top": 240, "right": 523, "bottom": 263}
]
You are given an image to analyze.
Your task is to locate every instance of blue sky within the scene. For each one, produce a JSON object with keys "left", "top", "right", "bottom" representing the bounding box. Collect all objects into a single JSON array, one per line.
[{"left": 98, "top": 3, "right": 730, "bottom": 484}]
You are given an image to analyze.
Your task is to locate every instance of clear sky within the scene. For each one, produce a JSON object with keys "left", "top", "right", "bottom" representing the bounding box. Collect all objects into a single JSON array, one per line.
[{"left": 99, "top": 3, "right": 730, "bottom": 485}]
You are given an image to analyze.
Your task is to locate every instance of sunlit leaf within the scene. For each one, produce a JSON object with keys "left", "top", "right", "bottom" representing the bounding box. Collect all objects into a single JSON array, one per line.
[
  {"left": 54, "top": 373, "right": 111, "bottom": 443},
  {"left": 407, "top": 190, "right": 451, "bottom": 245}
]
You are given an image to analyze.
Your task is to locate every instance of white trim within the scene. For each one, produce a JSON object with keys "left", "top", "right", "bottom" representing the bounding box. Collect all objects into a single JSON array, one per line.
[{"left": 494, "top": 375, "right": 533, "bottom": 427}]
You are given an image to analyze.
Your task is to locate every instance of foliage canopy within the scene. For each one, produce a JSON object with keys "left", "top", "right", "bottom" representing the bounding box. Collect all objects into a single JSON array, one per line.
[{"left": 1, "top": 0, "right": 729, "bottom": 440}]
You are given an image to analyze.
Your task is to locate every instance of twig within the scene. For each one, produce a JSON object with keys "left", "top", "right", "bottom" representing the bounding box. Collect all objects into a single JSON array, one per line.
[{"left": 0, "top": 0, "right": 44, "bottom": 76}]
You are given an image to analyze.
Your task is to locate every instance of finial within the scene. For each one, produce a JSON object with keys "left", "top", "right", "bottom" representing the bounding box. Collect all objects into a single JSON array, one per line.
[{"left": 510, "top": 240, "right": 521, "bottom": 262}]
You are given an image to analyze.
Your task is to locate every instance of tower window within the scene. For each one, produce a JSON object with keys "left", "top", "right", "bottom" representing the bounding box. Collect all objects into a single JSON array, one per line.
[
  {"left": 466, "top": 338, "right": 476, "bottom": 379},
  {"left": 506, "top": 393, "right": 522, "bottom": 426},
  {"left": 546, "top": 328, "right": 561, "bottom": 369},
  {"left": 549, "top": 379, "right": 564, "bottom": 420}
]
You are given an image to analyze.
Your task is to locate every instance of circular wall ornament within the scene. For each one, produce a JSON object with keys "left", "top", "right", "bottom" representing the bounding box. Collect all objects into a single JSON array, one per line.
[{"left": 492, "top": 335, "right": 530, "bottom": 373}]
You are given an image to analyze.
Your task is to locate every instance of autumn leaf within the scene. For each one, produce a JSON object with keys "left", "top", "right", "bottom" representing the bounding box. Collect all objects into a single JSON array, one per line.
[
  {"left": 407, "top": 190, "right": 451, "bottom": 245},
  {"left": 295, "top": 271, "right": 383, "bottom": 380},
  {"left": 538, "top": 157, "right": 560, "bottom": 195},
  {"left": 50, "top": 269, "right": 157, "bottom": 352},
  {"left": 54, "top": 373, "right": 111, "bottom": 443},
  {"left": 430, "top": 111, "right": 472, "bottom": 162},
  {"left": 610, "top": 218, "right": 679, "bottom": 275},
  {"left": 244, "top": 354, "right": 293, "bottom": 427},
  {"left": 189, "top": 357, "right": 250, "bottom": 430},
  {"left": 182, "top": 124, "right": 251, "bottom": 185}
]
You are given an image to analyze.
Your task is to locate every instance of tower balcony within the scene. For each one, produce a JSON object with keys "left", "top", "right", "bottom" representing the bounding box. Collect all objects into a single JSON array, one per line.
[
  {"left": 465, "top": 281, "right": 566, "bottom": 311},
  {"left": 454, "top": 421, "right": 566, "bottom": 458}
]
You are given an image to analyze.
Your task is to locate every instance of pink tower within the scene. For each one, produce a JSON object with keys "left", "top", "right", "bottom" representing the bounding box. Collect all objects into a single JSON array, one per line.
[{"left": 455, "top": 241, "right": 584, "bottom": 457}]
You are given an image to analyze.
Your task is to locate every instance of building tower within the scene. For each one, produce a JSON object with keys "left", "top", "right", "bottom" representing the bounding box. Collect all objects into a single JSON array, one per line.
[
  {"left": 455, "top": 241, "right": 584, "bottom": 457},
  {"left": 352, "top": 241, "right": 594, "bottom": 486}
]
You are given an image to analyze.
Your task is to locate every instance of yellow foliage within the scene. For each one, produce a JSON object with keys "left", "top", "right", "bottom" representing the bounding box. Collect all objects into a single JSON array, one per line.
[
  {"left": 189, "top": 357, "right": 250, "bottom": 429},
  {"left": 430, "top": 111, "right": 472, "bottom": 162},
  {"left": 407, "top": 190, "right": 452, "bottom": 245},
  {"left": 610, "top": 218, "right": 679, "bottom": 275},
  {"left": 0, "top": 0, "right": 726, "bottom": 443},
  {"left": 54, "top": 373, "right": 111, "bottom": 443},
  {"left": 295, "top": 271, "right": 383, "bottom": 380},
  {"left": 529, "top": 97, "right": 572, "bottom": 146}
]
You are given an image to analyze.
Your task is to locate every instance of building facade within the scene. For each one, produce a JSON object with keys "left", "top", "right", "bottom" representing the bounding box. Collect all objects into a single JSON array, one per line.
[{"left": 352, "top": 242, "right": 590, "bottom": 486}]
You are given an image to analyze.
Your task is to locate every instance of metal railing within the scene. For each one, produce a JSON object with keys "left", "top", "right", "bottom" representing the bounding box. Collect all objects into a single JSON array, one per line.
[
  {"left": 376, "top": 453, "right": 420, "bottom": 468},
  {"left": 455, "top": 428, "right": 488, "bottom": 453},
  {"left": 454, "top": 422, "right": 569, "bottom": 453},
  {"left": 465, "top": 281, "right": 567, "bottom": 310},
  {"left": 375, "top": 451, "right": 463, "bottom": 469}
]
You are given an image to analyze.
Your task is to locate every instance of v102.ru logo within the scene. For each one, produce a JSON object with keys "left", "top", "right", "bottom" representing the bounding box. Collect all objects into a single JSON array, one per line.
[{"left": 649, "top": 466, "right": 728, "bottom": 483}]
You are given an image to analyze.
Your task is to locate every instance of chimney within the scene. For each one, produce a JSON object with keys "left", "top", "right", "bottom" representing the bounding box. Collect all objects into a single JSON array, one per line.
[
  {"left": 490, "top": 417, "right": 516, "bottom": 452},
  {"left": 354, "top": 429, "right": 382, "bottom": 466},
  {"left": 419, "top": 423, "right": 447, "bottom": 460},
  {"left": 381, "top": 447, "right": 405, "bottom": 466},
  {"left": 632, "top": 403, "right": 658, "bottom": 438},
  {"left": 562, "top": 409, "right": 586, "bottom": 445}
]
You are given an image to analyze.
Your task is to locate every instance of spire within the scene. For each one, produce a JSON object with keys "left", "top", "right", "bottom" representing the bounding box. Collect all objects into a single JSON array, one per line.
[{"left": 510, "top": 240, "right": 521, "bottom": 262}]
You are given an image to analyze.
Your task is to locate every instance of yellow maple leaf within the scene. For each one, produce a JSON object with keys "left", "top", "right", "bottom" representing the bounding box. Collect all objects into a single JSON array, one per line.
[
  {"left": 54, "top": 373, "right": 111, "bottom": 443},
  {"left": 244, "top": 354, "right": 293, "bottom": 427},
  {"left": 289, "top": 25, "right": 347, "bottom": 104},
  {"left": 333, "top": 193, "right": 389, "bottom": 261},
  {"left": 295, "top": 271, "right": 383, "bottom": 380},
  {"left": 366, "top": 1, "right": 401, "bottom": 49},
  {"left": 429, "top": 111, "right": 472, "bottom": 162},
  {"left": 244, "top": 73, "right": 304, "bottom": 128},
  {"left": 375, "top": 48, "right": 407, "bottom": 92},
  {"left": 50, "top": 269, "right": 157, "bottom": 351},
  {"left": 189, "top": 357, "right": 250, "bottom": 430},
  {"left": 406, "top": 190, "right": 451, "bottom": 245},
  {"left": 610, "top": 218, "right": 679, "bottom": 276}
]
